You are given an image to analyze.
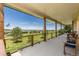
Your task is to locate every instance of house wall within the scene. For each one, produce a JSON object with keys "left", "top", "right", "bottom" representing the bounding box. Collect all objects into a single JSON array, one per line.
[{"left": 73, "top": 15, "right": 79, "bottom": 35}]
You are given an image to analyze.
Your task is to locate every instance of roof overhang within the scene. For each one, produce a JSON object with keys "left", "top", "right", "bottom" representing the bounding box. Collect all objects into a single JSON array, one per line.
[{"left": 4, "top": 3, "right": 79, "bottom": 25}]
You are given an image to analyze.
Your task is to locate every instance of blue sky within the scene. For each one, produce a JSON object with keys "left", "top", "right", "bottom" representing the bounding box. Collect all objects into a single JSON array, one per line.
[{"left": 4, "top": 7, "right": 60, "bottom": 30}]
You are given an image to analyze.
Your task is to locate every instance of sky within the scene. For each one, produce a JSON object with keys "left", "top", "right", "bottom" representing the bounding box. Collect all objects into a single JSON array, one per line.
[{"left": 4, "top": 7, "right": 60, "bottom": 30}]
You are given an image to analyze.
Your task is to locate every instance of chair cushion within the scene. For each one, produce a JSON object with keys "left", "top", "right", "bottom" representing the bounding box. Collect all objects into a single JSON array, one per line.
[{"left": 65, "top": 43, "right": 76, "bottom": 48}]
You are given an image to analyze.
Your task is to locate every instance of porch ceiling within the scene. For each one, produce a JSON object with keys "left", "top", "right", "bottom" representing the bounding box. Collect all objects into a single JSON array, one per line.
[{"left": 4, "top": 3, "right": 79, "bottom": 25}]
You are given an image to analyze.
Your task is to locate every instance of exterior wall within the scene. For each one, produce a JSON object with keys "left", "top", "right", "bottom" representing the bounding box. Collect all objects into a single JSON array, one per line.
[
  {"left": 0, "top": 4, "right": 6, "bottom": 56},
  {"left": 73, "top": 16, "right": 79, "bottom": 35}
]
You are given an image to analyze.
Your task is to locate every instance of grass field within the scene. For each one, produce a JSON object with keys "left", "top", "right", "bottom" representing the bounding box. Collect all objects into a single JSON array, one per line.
[{"left": 5, "top": 31, "right": 56, "bottom": 54}]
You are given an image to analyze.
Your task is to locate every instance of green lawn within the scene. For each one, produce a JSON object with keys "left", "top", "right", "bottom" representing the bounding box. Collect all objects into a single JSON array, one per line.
[
  {"left": 5, "top": 32, "right": 56, "bottom": 54},
  {"left": 6, "top": 37, "right": 31, "bottom": 53}
]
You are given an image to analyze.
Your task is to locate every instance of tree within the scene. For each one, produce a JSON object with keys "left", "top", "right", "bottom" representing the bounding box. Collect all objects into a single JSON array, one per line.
[
  {"left": 11, "top": 27, "right": 23, "bottom": 43},
  {"left": 64, "top": 25, "right": 72, "bottom": 33},
  {"left": 58, "top": 29, "right": 65, "bottom": 35}
]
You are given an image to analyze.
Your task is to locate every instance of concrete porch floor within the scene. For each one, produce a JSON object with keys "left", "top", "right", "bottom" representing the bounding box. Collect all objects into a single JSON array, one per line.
[{"left": 11, "top": 34, "right": 79, "bottom": 56}]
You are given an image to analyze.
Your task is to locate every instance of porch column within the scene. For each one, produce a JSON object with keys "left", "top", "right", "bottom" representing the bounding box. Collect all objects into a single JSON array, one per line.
[
  {"left": 43, "top": 16, "right": 46, "bottom": 41},
  {"left": 55, "top": 21, "right": 57, "bottom": 37},
  {"left": 0, "top": 4, "right": 6, "bottom": 56},
  {"left": 72, "top": 20, "right": 74, "bottom": 31}
]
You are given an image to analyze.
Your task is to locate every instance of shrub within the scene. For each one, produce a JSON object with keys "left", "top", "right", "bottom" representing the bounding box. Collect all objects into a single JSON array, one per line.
[{"left": 11, "top": 27, "right": 23, "bottom": 43}]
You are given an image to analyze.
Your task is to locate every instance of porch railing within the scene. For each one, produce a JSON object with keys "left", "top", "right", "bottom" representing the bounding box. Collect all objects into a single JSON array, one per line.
[{"left": 5, "top": 32, "right": 55, "bottom": 55}]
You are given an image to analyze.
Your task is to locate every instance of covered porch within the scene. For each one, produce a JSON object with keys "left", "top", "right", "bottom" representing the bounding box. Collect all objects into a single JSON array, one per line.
[{"left": 0, "top": 3, "right": 79, "bottom": 56}]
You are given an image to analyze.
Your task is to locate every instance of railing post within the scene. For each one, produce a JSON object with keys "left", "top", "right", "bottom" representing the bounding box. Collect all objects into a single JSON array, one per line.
[
  {"left": 28, "top": 35, "right": 34, "bottom": 46},
  {"left": 31, "top": 35, "right": 34, "bottom": 46},
  {"left": 43, "top": 16, "right": 46, "bottom": 41},
  {"left": 51, "top": 33, "right": 53, "bottom": 39}
]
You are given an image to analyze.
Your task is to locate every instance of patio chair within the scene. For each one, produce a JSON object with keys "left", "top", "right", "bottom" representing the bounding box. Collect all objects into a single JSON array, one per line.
[{"left": 64, "top": 42, "right": 76, "bottom": 56}]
